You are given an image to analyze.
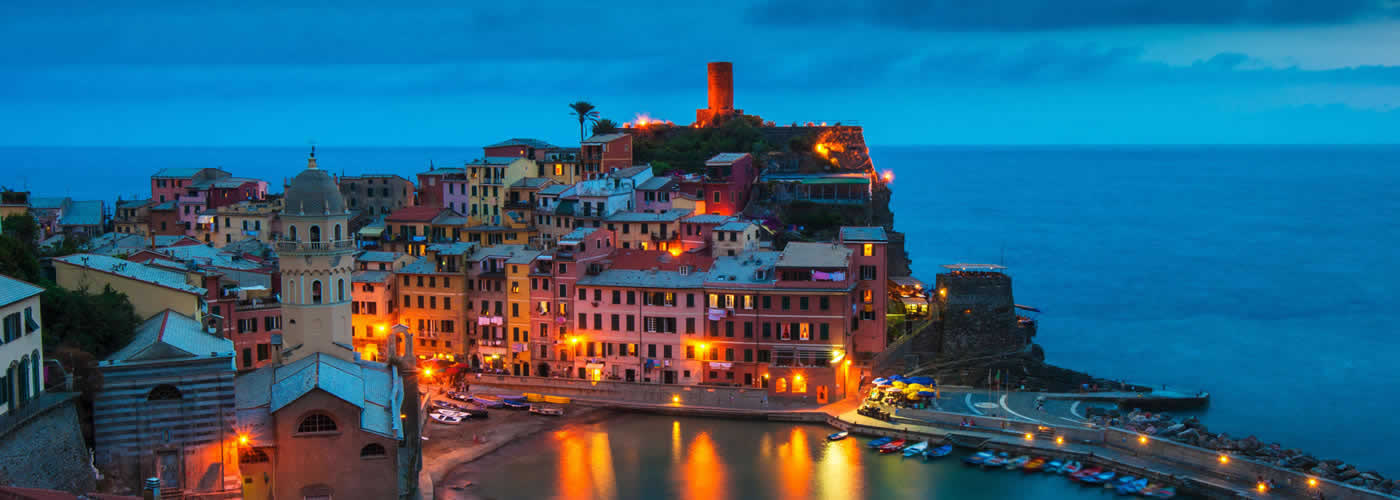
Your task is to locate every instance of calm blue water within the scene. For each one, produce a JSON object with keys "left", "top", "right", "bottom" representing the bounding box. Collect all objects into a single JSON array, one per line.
[
  {"left": 449, "top": 414, "right": 1140, "bottom": 500},
  {"left": 5, "top": 145, "right": 1398, "bottom": 475}
]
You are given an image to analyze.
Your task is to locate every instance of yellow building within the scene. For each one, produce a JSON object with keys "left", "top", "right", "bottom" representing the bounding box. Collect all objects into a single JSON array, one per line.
[
  {"left": 0, "top": 191, "right": 27, "bottom": 220},
  {"left": 464, "top": 157, "right": 536, "bottom": 226},
  {"left": 211, "top": 197, "right": 283, "bottom": 248},
  {"left": 539, "top": 148, "right": 581, "bottom": 185},
  {"left": 505, "top": 249, "right": 541, "bottom": 375},
  {"left": 53, "top": 253, "right": 207, "bottom": 321},
  {"left": 112, "top": 199, "right": 152, "bottom": 240},
  {"left": 711, "top": 220, "right": 765, "bottom": 257}
]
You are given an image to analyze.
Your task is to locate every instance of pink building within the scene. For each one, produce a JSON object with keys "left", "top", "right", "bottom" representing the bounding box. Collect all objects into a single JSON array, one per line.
[
  {"left": 482, "top": 138, "right": 556, "bottom": 161},
  {"left": 580, "top": 133, "right": 632, "bottom": 180},
  {"left": 678, "top": 214, "right": 734, "bottom": 252},
  {"left": 151, "top": 167, "right": 267, "bottom": 235},
  {"left": 840, "top": 226, "right": 890, "bottom": 358},
  {"left": 633, "top": 175, "right": 678, "bottom": 213}
]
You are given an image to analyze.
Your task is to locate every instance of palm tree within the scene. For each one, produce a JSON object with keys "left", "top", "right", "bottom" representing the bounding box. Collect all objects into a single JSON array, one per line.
[
  {"left": 592, "top": 118, "right": 619, "bottom": 136},
  {"left": 569, "top": 101, "right": 599, "bottom": 142}
]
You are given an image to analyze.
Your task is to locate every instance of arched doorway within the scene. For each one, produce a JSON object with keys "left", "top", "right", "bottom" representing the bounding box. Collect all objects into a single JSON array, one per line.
[
  {"left": 536, "top": 363, "right": 551, "bottom": 377},
  {"left": 310, "top": 225, "right": 321, "bottom": 242}
]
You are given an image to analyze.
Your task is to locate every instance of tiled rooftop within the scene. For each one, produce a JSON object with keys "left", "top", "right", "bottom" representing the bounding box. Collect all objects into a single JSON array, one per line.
[
  {"left": 840, "top": 226, "right": 888, "bottom": 242},
  {"left": 777, "top": 242, "right": 852, "bottom": 269},
  {"left": 635, "top": 176, "right": 674, "bottom": 191},
  {"left": 705, "top": 251, "right": 780, "bottom": 286},
  {"left": 683, "top": 214, "right": 733, "bottom": 225},
  {"left": 582, "top": 133, "right": 628, "bottom": 144},
  {"left": 578, "top": 269, "right": 707, "bottom": 289},
  {"left": 485, "top": 138, "right": 556, "bottom": 149},
  {"left": 54, "top": 254, "right": 206, "bottom": 295},
  {"left": 0, "top": 274, "right": 44, "bottom": 307},
  {"left": 107, "top": 309, "right": 234, "bottom": 363},
  {"left": 706, "top": 152, "right": 749, "bottom": 165},
  {"left": 357, "top": 250, "right": 401, "bottom": 263},
  {"left": 352, "top": 270, "right": 393, "bottom": 283},
  {"left": 604, "top": 209, "right": 692, "bottom": 223}
]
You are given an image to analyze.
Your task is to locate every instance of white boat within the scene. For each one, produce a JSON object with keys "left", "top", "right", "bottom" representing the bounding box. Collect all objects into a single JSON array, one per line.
[
  {"left": 529, "top": 405, "right": 564, "bottom": 416},
  {"left": 902, "top": 441, "right": 930, "bottom": 457},
  {"left": 435, "top": 409, "right": 471, "bottom": 419},
  {"left": 429, "top": 412, "right": 463, "bottom": 425}
]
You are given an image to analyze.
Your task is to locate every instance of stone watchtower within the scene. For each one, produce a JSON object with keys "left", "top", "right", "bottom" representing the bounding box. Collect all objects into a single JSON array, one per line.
[
  {"left": 277, "top": 149, "right": 357, "bottom": 362},
  {"left": 933, "top": 264, "right": 1033, "bottom": 356}
]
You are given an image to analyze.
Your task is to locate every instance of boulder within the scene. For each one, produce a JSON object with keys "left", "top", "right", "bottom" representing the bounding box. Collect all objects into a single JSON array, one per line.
[
  {"left": 1340, "top": 468, "right": 1361, "bottom": 481},
  {"left": 1361, "top": 471, "right": 1384, "bottom": 482},
  {"left": 1239, "top": 435, "right": 1260, "bottom": 452},
  {"left": 1347, "top": 477, "right": 1366, "bottom": 487}
]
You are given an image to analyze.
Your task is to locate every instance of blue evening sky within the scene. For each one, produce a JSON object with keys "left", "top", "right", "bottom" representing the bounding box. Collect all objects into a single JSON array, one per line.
[{"left": 2, "top": 1, "right": 1398, "bottom": 146}]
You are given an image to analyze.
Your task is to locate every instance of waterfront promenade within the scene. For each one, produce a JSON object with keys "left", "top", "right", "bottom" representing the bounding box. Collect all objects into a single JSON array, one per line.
[{"left": 457, "top": 378, "right": 1390, "bottom": 500}]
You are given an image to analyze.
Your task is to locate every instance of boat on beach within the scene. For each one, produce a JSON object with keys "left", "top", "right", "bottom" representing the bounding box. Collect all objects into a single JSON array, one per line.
[
  {"left": 470, "top": 395, "right": 506, "bottom": 408},
  {"left": 827, "top": 431, "right": 849, "bottom": 441},
  {"left": 429, "top": 412, "right": 464, "bottom": 425},
  {"left": 529, "top": 404, "right": 564, "bottom": 416}
]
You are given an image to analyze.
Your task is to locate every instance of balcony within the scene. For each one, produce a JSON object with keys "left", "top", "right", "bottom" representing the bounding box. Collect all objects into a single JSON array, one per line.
[{"left": 274, "top": 239, "right": 356, "bottom": 254}]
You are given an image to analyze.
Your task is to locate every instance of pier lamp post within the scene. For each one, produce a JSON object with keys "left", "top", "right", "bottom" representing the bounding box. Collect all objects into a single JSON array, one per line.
[
  {"left": 1055, "top": 436, "right": 1064, "bottom": 445},
  {"left": 1138, "top": 435, "right": 1148, "bottom": 445},
  {"left": 1024, "top": 433, "right": 1033, "bottom": 441},
  {"left": 1218, "top": 454, "right": 1230, "bottom": 464},
  {"left": 1307, "top": 478, "right": 1318, "bottom": 488}
]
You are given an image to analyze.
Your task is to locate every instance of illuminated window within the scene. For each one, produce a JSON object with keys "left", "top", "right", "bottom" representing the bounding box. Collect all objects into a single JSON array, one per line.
[
  {"left": 708, "top": 294, "right": 719, "bottom": 308},
  {"left": 724, "top": 295, "right": 735, "bottom": 309},
  {"left": 511, "top": 281, "right": 520, "bottom": 293},
  {"left": 792, "top": 377, "right": 808, "bottom": 393},
  {"left": 776, "top": 378, "right": 787, "bottom": 393},
  {"left": 799, "top": 323, "right": 811, "bottom": 341},
  {"left": 555, "top": 165, "right": 564, "bottom": 176},
  {"left": 862, "top": 243, "right": 873, "bottom": 257},
  {"left": 863, "top": 289, "right": 873, "bottom": 303},
  {"left": 743, "top": 295, "right": 754, "bottom": 309}
]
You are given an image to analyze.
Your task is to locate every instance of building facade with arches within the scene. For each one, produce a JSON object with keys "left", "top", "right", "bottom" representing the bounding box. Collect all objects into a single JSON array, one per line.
[{"left": 0, "top": 274, "right": 45, "bottom": 417}]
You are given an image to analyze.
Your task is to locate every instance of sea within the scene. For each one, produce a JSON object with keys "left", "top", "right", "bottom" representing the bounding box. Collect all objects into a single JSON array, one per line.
[{"left": 6, "top": 144, "right": 1398, "bottom": 481}]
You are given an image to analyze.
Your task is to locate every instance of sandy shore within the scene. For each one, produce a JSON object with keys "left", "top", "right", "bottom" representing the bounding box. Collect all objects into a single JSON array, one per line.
[{"left": 421, "top": 391, "right": 614, "bottom": 500}]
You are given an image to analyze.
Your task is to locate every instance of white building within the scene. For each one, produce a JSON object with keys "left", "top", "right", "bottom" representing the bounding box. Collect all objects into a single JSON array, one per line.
[{"left": 0, "top": 274, "right": 45, "bottom": 415}]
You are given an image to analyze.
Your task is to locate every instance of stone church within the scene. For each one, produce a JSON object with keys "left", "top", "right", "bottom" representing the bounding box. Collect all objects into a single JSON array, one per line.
[{"left": 235, "top": 151, "right": 421, "bottom": 499}]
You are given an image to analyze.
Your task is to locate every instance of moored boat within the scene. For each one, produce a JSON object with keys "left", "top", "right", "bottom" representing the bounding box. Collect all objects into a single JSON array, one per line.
[
  {"left": 1069, "top": 466, "right": 1100, "bottom": 480},
  {"left": 1080, "top": 471, "right": 1116, "bottom": 484},
  {"left": 1107, "top": 475, "right": 1135, "bottom": 489},
  {"left": 1061, "top": 461, "right": 1082, "bottom": 475},
  {"left": 1044, "top": 460, "right": 1063, "bottom": 473},
  {"left": 902, "top": 441, "right": 929, "bottom": 457},
  {"left": 1142, "top": 486, "right": 1176, "bottom": 498},
  {"left": 982, "top": 454, "right": 1008, "bottom": 467},
  {"left": 962, "top": 451, "right": 993, "bottom": 465},
  {"left": 1005, "top": 455, "right": 1030, "bottom": 469},
  {"left": 827, "top": 431, "right": 849, "bottom": 441},
  {"left": 1116, "top": 478, "right": 1148, "bottom": 495},
  {"left": 878, "top": 439, "right": 908, "bottom": 453},
  {"left": 867, "top": 437, "right": 893, "bottom": 449},
  {"left": 1023, "top": 457, "right": 1046, "bottom": 471},
  {"left": 924, "top": 444, "right": 953, "bottom": 460}
]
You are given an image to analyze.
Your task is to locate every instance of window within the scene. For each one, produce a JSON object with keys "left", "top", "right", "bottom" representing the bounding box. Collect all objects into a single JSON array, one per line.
[
  {"left": 819, "top": 323, "right": 830, "bottom": 340},
  {"left": 860, "top": 265, "right": 878, "bottom": 281},
  {"left": 360, "top": 443, "right": 387, "bottom": 458},
  {"left": 724, "top": 322, "right": 733, "bottom": 337},
  {"left": 800, "top": 297, "right": 809, "bottom": 310},
  {"left": 258, "top": 343, "right": 271, "bottom": 360},
  {"left": 744, "top": 349, "right": 753, "bottom": 362},
  {"left": 626, "top": 291, "right": 636, "bottom": 305},
  {"left": 781, "top": 296, "right": 790, "bottom": 310},
  {"left": 820, "top": 296, "right": 830, "bottom": 310},
  {"left": 863, "top": 243, "right": 874, "bottom": 257},
  {"left": 762, "top": 322, "right": 772, "bottom": 338},
  {"left": 687, "top": 293, "right": 695, "bottom": 307},
  {"left": 725, "top": 348, "right": 734, "bottom": 361},
  {"left": 297, "top": 413, "right": 338, "bottom": 434},
  {"left": 724, "top": 295, "right": 735, "bottom": 309},
  {"left": 444, "top": 298, "right": 452, "bottom": 310},
  {"left": 686, "top": 318, "right": 696, "bottom": 334},
  {"left": 863, "top": 289, "right": 874, "bottom": 303},
  {"left": 744, "top": 322, "right": 753, "bottom": 338},
  {"left": 762, "top": 295, "right": 771, "bottom": 309},
  {"left": 612, "top": 290, "right": 621, "bottom": 304},
  {"left": 311, "top": 280, "right": 323, "bottom": 304},
  {"left": 799, "top": 323, "right": 811, "bottom": 341},
  {"left": 148, "top": 384, "right": 182, "bottom": 400},
  {"left": 685, "top": 345, "right": 695, "bottom": 359},
  {"left": 708, "top": 294, "right": 718, "bottom": 308},
  {"left": 743, "top": 295, "right": 753, "bottom": 310}
]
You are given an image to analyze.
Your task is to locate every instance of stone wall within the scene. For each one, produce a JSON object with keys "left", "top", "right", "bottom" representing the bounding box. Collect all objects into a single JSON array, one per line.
[
  {"left": 469, "top": 375, "right": 814, "bottom": 410},
  {"left": 0, "top": 394, "right": 95, "bottom": 493}
]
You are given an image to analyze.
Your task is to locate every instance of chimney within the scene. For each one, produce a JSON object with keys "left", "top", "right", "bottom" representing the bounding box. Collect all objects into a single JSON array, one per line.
[{"left": 142, "top": 477, "right": 160, "bottom": 500}]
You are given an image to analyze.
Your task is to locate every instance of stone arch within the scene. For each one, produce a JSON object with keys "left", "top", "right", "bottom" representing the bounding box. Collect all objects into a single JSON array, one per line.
[
  {"left": 288, "top": 225, "right": 298, "bottom": 241},
  {"left": 17, "top": 356, "right": 29, "bottom": 403},
  {"left": 359, "top": 443, "right": 387, "bottom": 458},
  {"left": 312, "top": 280, "right": 323, "bottom": 304},
  {"left": 31, "top": 350, "right": 40, "bottom": 395},
  {"left": 148, "top": 384, "right": 183, "bottom": 400}
]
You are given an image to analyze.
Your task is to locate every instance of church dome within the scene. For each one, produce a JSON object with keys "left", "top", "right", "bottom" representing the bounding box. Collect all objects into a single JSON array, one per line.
[{"left": 284, "top": 151, "right": 346, "bottom": 216}]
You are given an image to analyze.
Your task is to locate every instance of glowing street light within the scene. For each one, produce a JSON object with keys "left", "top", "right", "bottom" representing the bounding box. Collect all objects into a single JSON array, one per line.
[
  {"left": 1024, "top": 433, "right": 1033, "bottom": 441},
  {"left": 1218, "top": 455, "right": 1230, "bottom": 464},
  {"left": 1138, "top": 435, "right": 1148, "bottom": 444},
  {"left": 1308, "top": 478, "right": 1318, "bottom": 488},
  {"left": 1055, "top": 436, "right": 1064, "bottom": 445},
  {"left": 672, "top": 395, "right": 680, "bottom": 403},
  {"left": 238, "top": 433, "right": 249, "bottom": 446},
  {"left": 423, "top": 367, "right": 434, "bottom": 377}
]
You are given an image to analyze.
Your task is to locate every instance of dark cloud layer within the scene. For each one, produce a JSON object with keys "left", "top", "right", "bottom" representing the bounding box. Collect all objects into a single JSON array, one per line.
[{"left": 749, "top": 0, "right": 1397, "bottom": 31}]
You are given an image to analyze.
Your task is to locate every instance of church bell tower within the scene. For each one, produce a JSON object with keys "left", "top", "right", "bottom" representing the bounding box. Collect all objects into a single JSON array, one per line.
[{"left": 277, "top": 148, "right": 356, "bottom": 362}]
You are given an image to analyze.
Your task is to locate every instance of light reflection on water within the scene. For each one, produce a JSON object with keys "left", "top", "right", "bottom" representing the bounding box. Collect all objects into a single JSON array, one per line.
[{"left": 460, "top": 415, "right": 1128, "bottom": 500}]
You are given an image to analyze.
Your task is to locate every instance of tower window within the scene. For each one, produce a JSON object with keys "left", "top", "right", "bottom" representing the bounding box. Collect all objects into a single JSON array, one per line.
[{"left": 296, "top": 413, "right": 338, "bottom": 434}]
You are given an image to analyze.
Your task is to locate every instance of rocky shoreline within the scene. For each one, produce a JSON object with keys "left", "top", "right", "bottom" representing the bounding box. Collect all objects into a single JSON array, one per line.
[{"left": 1092, "top": 407, "right": 1396, "bottom": 495}]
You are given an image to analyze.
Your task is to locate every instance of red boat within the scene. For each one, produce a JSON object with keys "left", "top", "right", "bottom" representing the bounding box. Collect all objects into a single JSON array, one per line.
[
  {"left": 1071, "top": 467, "right": 1102, "bottom": 481},
  {"left": 878, "top": 439, "right": 908, "bottom": 453}
]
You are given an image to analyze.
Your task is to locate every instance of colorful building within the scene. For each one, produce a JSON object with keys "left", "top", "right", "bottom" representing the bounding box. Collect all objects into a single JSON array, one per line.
[
  {"left": 0, "top": 274, "right": 45, "bottom": 417},
  {"left": 580, "top": 133, "right": 632, "bottom": 180},
  {"left": 339, "top": 174, "right": 414, "bottom": 219}
]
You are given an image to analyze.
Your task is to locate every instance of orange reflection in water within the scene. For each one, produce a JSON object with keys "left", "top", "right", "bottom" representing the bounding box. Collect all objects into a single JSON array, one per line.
[
  {"left": 555, "top": 430, "right": 617, "bottom": 500},
  {"left": 557, "top": 431, "right": 591, "bottom": 500},
  {"left": 776, "top": 427, "right": 812, "bottom": 500},
  {"left": 682, "top": 431, "right": 725, "bottom": 500},
  {"left": 817, "top": 435, "right": 861, "bottom": 500}
]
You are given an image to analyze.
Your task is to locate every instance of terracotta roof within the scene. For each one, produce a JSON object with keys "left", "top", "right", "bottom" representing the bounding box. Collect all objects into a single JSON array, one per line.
[{"left": 386, "top": 206, "right": 448, "bottom": 223}]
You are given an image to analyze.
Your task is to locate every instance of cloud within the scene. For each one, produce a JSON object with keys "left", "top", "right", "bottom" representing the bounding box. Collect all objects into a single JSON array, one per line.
[{"left": 748, "top": 0, "right": 1398, "bottom": 31}]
